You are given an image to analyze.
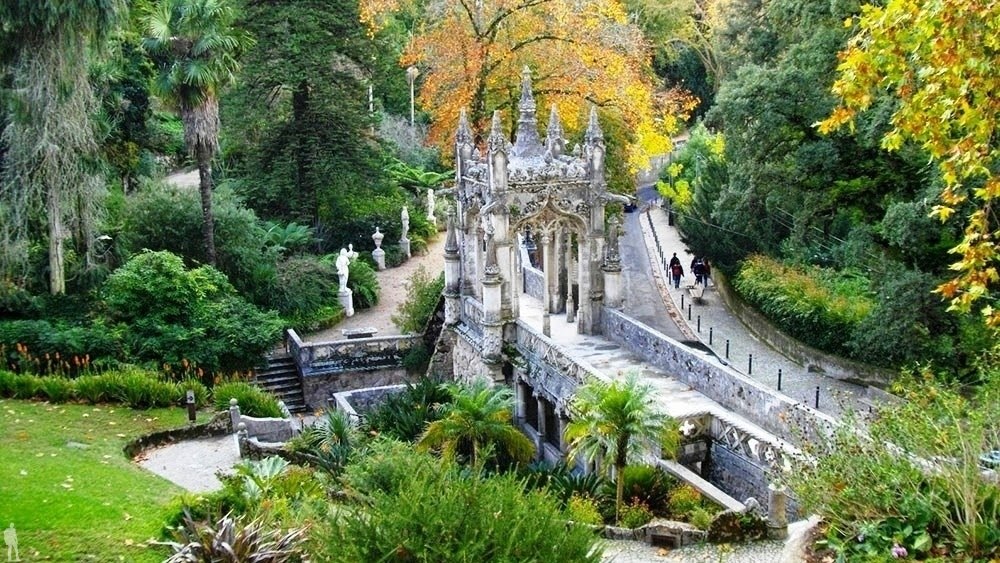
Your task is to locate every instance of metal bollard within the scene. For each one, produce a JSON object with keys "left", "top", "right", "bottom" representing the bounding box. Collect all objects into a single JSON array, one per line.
[
  {"left": 725, "top": 339, "right": 730, "bottom": 359},
  {"left": 814, "top": 386, "right": 820, "bottom": 409},
  {"left": 681, "top": 294, "right": 685, "bottom": 309},
  {"left": 748, "top": 354, "right": 753, "bottom": 375},
  {"left": 697, "top": 315, "right": 701, "bottom": 332},
  {"left": 777, "top": 369, "right": 782, "bottom": 391},
  {"left": 687, "top": 303, "right": 692, "bottom": 321},
  {"left": 709, "top": 327, "right": 713, "bottom": 345}
]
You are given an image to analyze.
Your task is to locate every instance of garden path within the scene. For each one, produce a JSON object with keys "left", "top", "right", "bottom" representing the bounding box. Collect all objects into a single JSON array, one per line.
[{"left": 136, "top": 434, "right": 240, "bottom": 492}]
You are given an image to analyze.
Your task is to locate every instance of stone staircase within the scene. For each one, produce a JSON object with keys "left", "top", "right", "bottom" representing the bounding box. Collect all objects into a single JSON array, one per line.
[{"left": 253, "top": 353, "right": 307, "bottom": 413}]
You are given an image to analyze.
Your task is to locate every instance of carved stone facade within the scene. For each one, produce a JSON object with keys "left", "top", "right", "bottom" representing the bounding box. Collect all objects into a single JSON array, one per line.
[{"left": 444, "top": 67, "right": 628, "bottom": 380}]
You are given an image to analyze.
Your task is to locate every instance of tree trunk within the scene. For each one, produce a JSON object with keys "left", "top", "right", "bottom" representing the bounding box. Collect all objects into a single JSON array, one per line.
[
  {"left": 615, "top": 461, "right": 624, "bottom": 524},
  {"left": 197, "top": 144, "right": 217, "bottom": 266},
  {"left": 47, "top": 188, "right": 66, "bottom": 294}
]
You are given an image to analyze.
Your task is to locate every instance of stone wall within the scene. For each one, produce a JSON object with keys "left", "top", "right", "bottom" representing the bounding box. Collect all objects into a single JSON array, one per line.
[
  {"left": 712, "top": 271, "right": 892, "bottom": 388},
  {"left": 302, "top": 368, "right": 413, "bottom": 409},
  {"left": 706, "top": 443, "right": 799, "bottom": 521},
  {"left": 523, "top": 264, "right": 544, "bottom": 300},
  {"left": 601, "top": 308, "right": 834, "bottom": 446},
  {"left": 331, "top": 384, "right": 407, "bottom": 423},
  {"left": 286, "top": 329, "right": 421, "bottom": 378},
  {"left": 452, "top": 327, "right": 494, "bottom": 382}
]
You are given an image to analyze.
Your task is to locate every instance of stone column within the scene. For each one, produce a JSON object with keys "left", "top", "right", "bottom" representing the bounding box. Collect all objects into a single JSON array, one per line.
[
  {"left": 536, "top": 396, "right": 548, "bottom": 451},
  {"left": 767, "top": 483, "right": 789, "bottom": 540},
  {"left": 575, "top": 235, "right": 592, "bottom": 334},
  {"left": 566, "top": 233, "right": 576, "bottom": 323},
  {"left": 481, "top": 234, "right": 504, "bottom": 381},
  {"left": 540, "top": 231, "right": 552, "bottom": 337},
  {"left": 443, "top": 211, "right": 461, "bottom": 325},
  {"left": 548, "top": 226, "right": 562, "bottom": 314}
]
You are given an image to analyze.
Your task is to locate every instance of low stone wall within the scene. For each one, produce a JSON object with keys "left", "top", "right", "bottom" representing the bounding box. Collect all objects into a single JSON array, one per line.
[
  {"left": 331, "top": 384, "right": 407, "bottom": 423},
  {"left": 124, "top": 411, "right": 231, "bottom": 459},
  {"left": 712, "top": 271, "right": 893, "bottom": 388},
  {"left": 601, "top": 308, "right": 834, "bottom": 446},
  {"left": 287, "top": 329, "right": 422, "bottom": 378},
  {"left": 302, "top": 367, "right": 413, "bottom": 410}
]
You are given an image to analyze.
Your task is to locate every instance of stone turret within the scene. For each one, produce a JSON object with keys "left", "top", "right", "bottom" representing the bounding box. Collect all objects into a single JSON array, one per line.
[
  {"left": 511, "top": 66, "right": 544, "bottom": 159},
  {"left": 481, "top": 230, "right": 504, "bottom": 377}
]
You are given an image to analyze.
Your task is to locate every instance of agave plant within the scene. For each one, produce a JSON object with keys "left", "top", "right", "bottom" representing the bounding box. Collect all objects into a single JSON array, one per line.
[{"left": 164, "top": 510, "right": 305, "bottom": 562}]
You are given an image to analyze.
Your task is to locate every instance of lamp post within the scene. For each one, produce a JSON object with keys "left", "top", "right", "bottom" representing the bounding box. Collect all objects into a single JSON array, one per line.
[{"left": 406, "top": 65, "right": 419, "bottom": 127}]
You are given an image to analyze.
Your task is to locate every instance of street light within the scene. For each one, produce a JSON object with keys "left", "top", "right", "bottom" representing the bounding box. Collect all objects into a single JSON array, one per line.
[{"left": 406, "top": 65, "right": 419, "bottom": 127}]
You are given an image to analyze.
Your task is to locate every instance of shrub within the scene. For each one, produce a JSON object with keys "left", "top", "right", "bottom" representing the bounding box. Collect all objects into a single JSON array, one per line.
[
  {"left": 342, "top": 438, "right": 441, "bottom": 498},
  {"left": 540, "top": 463, "right": 608, "bottom": 506},
  {"left": 616, "top": 465, "right": 673, "bottom": 514},
  {"left": 288, "top": 411, "right": 360, "bottom": 476},
  {"left": 164, "top": 512, "right": 306, "bottom": 563},
  {"left": 179, "top": 379, "right": 211, "bottom": 409},
  {"left": 74, "top": 374, "right": 117, "bottom": 404},
  {"left": 112, "top": 368, "right": 183, "bottom": 409},
  {"left": 103, "top": 251, "right": 282, "bottom": 373},
  {"left": 10, "top": 374, "right": 40, "bottom": 399},
  {"left": 362, "top": 377, "right": 450, "bottom": 442},
  {"left": 345, "top": 258, "right": 379, "bottom": 310},
  {"left": 0, "top": 370, "right": 15, "bottom": 396},
  {"left": 391, "top": 266, "right": 444, "bottom": 334},
  {"left": 322, "top": 460, "right": 602, "bottom": 562},
  {"left": 619, "top": 500, "right": 655, "bottom": 529},
  {"left": 263, "top": 256, "right": 343, "bottom": 332},
  {"left": 567, "top": 494, "right": 604, "bottom": 526},
  {"left": 0, "top": 320, "right": 120, "bottom": 375},
  {"left": 214, "top": 381, "right": 282, "bottom": 418},
  {"left": 400, "top": 344, "right": 430, "bottom": 374},
  {"left": 38, "top": 376, "right": 75, "bottom": 402},
  {"left": 733, "top": 254, "right": 874, "bottom": 356},
  {"left": 668, "top": 484, "right": 703, "bottom": 518},
  {"left": 689, "top": 507, "right": 713, "bottom": 530}
]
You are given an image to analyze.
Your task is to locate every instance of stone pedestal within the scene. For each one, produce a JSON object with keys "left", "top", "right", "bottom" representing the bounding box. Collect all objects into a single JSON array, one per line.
[
  {"left": 339, "top": 288, "right": 355, "bottom": 317},
  {"left": 400, "top": 237, "right": 411, "bottom": 259},
  {"left": 766, "top": 483, "right": 789, "bottom": 540},
  {"left": 372, "top": 248, "right": 386, "bottom": 270}
]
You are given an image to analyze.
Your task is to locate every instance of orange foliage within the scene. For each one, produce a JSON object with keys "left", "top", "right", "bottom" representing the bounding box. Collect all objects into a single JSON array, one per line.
[{"left": 366, "top": 0, "right": 683, "bottom": 172}]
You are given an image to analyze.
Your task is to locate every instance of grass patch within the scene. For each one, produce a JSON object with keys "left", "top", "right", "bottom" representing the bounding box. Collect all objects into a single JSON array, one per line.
[{"left": 0, "top": 398, "right": 209, "bottom": 562}]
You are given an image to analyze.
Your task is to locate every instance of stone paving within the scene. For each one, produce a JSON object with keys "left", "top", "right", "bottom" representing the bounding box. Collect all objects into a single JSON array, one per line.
[
  {"left": 136, "top": 434, "right": 241, "bottom": 492},
  {"left": 633, "top": 186, "right": 869, "bottom": 418}
]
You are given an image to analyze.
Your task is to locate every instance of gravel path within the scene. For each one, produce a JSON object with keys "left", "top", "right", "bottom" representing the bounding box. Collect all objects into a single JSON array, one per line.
[{"left": 136, "top": 435, "right": 241, "bottom": 492}]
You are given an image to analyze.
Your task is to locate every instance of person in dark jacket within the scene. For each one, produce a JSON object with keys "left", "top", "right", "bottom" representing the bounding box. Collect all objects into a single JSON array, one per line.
[{"left": 670, "top": 262, "right": 684, "bottom": 288}]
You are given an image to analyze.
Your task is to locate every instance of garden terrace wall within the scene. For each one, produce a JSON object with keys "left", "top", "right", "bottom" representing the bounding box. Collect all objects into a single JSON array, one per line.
[
  {"left": 286, "top": 329, "right": 422, "bottom": 409},
  {"left": 601, "top": 308, "right": 835, "bottom": 446}
]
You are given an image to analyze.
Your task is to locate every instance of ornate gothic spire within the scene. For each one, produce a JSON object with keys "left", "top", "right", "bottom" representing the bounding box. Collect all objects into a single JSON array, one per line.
[
  {"left": 546, "top": 106, "right": 564, "bottom": 158},
  {"left": 456, "top": 107, "right": 473, "bottom": 147},
  {"left": 487, "top": 110, "right": 508, "bottom": 155},
  {"left": 585, "top": 104, "right": 604, "bottom": 144},
  {"left": 511, "top": 66, "right": 543, "bottom": 158}
]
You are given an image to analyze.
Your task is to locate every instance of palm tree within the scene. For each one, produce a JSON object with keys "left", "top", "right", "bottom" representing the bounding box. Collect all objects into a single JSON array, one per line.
[
  {"left": 142, "top": 0, "right": 252, "bottom": 266},
  {"left": 564, "top": 372, "right": 671, "bottom": 523},
  {"left": 418, "top": 380, "right": 535, "bottom": 468}
]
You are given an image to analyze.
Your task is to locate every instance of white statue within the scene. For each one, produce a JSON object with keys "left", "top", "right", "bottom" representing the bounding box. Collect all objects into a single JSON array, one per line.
[
  {"left": 426, "top": 189, "right": 436, "bottom": 220},
  {"left": 347, "top": 243, "right": 358, "bottom": 261},
  {"left": 401, "top": 206, "right": 410, "bottom": 240},
  {"left": 336, "top": 248, "right": 350, "bottom": 292}
]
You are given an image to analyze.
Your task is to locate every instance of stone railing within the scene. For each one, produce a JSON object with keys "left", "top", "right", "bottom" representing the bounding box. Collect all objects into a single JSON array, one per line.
[
  {"left": 286, "top": 328, "right": 421, "bottom": 378},
  {"left": 518, "top": 237, "right": 544, "bottom": 300},
  {"left": 601, "top": 308, "right": 835, "bottom": 446},
  {"left": 511, "top": 319, "right": 608, "bottom": 406}
]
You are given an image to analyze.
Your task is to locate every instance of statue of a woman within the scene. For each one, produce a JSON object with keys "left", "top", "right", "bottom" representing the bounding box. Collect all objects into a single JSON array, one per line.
[
  {"left": 401, "top": 206, "right": 410, "bottom": 240},
  {"left": 336, "top": 248, "right": 350, "bottom": 292}
]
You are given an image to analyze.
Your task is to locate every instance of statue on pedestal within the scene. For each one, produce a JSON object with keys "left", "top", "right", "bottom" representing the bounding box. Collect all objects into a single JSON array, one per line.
[
  {"left": 401, "top": 206, "right": 410, "bottom": 241},
  {"left": 426, "top": 189, "right": 436, "bottom": 223},
  {"left": 336, "top": 248, "right": 350, "bottom": 292}
]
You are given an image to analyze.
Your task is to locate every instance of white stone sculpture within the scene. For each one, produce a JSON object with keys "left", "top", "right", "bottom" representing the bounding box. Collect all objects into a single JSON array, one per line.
[{"left": 336, "top": 248, "right": 350, "bottom": 292}]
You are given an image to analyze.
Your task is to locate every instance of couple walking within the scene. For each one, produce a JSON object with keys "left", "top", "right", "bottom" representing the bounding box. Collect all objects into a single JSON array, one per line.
[{"left": 668, "top": 253, "right": 711, "bottom": 289}]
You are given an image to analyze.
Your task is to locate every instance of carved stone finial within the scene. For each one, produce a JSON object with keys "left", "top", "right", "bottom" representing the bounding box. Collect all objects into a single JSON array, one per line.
[
  {"left": 519, "top": 66, "right": 536, "bottom": 112},
  {"left": 456, "top": 107, "right": 473, "bottom": 146},
  {"left": 585, "top": 105, "right": 604, "bottom": 143},
  {"left": 487, "top": 110, "right": 508, "bottom": 155},
  {"left": 546, "top": 106, "right": 564, "bottom": 158}
]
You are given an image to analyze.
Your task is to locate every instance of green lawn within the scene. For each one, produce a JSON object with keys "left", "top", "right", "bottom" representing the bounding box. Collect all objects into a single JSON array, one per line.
[{"left": 0, "top": 398, "right": 210, "bottom": 562}]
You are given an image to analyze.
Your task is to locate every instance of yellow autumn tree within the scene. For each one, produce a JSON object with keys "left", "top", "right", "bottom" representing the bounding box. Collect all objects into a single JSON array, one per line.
[
  {"left": 820, "top": 1, "right": 1000, "bottom": 326},
  {"left": 361, "top": 0, "right": 688, "bottom": 173}
]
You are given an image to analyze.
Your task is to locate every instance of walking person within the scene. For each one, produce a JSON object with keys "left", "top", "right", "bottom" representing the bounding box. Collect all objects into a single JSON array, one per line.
[
  {"left": 691, "top": 257, "right": 705, "bottom": 285},
  {"left": 669, "top": 252, "right": 681, "bottom": 269},
  {"left": 702, "top": 258, "right": 712, "bottom": 287},
  {"left": 4, "top": 523, "right": 18, "bottom": 562},
  {"left": 670, "top": 262, "right": 684, "bottom": 289}
]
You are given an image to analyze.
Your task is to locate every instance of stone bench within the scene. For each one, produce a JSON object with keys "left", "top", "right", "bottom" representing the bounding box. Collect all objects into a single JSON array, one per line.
[
  {"left": 687, "top": 284, "right": 705, "bottom": 304},
  {"left": 342, "top": 327, "right": 378, "bottom": 339}
]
